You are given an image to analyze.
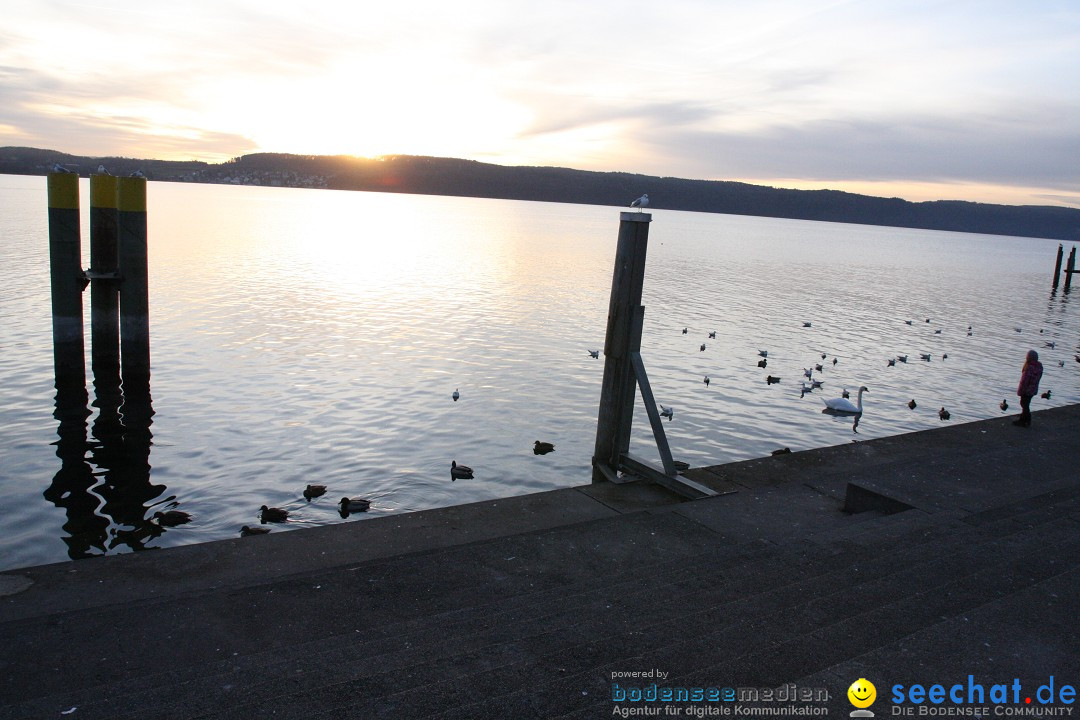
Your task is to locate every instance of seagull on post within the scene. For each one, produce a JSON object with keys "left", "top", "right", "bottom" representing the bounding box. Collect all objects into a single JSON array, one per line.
[{"left": 629, "top": 194, "right": 649, "bottom": 212}]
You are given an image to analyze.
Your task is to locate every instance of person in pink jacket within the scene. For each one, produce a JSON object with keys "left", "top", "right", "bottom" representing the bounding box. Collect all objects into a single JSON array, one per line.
[{"left": 1014, "top": 349, "right": 1043, "bottom": 427}]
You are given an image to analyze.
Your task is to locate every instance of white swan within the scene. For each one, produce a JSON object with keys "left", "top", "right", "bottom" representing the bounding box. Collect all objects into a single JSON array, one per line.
[{"left": 823, "top": 386, "right": 868, "bottom": 414}]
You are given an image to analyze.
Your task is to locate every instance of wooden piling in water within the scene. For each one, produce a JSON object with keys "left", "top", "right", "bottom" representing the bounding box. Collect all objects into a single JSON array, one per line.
[
  {"left": 1052, "top": 244, "right": 1063, "bottom": 289},
  {"left": 1065, "top": 246, "right": 1077, "bottom": 293},
  {"left": 48, "top": 172, "right": 86, "bottom": 389},
  {"left": 118, "top": 175, "right": 150, "bottom": 385},
  {"left": 592, "top": 212, "right": 651, "bottom": 483},
  {"left": 90, "top": 173, "right": 121, "bottom": 378}
]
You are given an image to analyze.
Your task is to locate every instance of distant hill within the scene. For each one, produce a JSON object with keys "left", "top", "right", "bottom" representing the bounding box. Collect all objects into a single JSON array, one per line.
[{"left": 3, "top": 146, "right": 1079, "bottom": 241}]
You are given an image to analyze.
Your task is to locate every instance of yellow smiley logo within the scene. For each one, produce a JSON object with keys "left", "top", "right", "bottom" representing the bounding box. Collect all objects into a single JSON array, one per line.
[{"left": 848, "top": 678, "right": 877, "bottom": 708}]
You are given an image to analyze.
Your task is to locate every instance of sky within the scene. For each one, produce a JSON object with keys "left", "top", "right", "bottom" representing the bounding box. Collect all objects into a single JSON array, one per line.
[{"left": 2, "top": 0, "right": 1079, "bottom": 207}]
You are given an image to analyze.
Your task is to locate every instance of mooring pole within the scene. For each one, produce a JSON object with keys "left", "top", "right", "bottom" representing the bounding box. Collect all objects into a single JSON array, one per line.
[
  {"left": 592, "top": 211, "right": 652, "bottom": 483},
  {"left": 1052, "top": 244, "right": 1063, "bottom": 289},
  {"left": 1065, "top": 246, "right": 1077, "bottom": 293},
  {"left": 48, "top": 172, "right": 87, "bottom": 390},
  {"left": 90, "top": 173, "right": 121, "bottom": 379},
  {"left": 117, "top": 175, "right": 150, "bottom": 386}
]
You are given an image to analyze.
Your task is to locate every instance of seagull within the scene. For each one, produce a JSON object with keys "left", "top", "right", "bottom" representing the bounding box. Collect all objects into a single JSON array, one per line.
[
  {"left": 802, "top": 322, "right": 812, "bottom": 328},
  {"left": 887, "top": 358, "right": 896, "bottom": 367},
  {"left": 920, "top": 353, "right": 932, "bottom": 361},
  {"left": 588, "top": 350, "right": 599, "bottom": 358},
  {"left": 904, "top": 320, "right": 913, "bottom": 325},
  {"left": 451, "top": 461, "right": 474, "bottom": 480},
  {"left": 810, "top": 379, "right": 823, "bottom": 389},
  {"left": 897, "top": 355, "right": 908, "bottom": 363},
  {"left": 96, "top": 164, "right": 109, "bottom": 174},
  {"left": 758, "top": 350, "right": 768, "bottom": 357},
  {"left": 708, "top": 331, "right": 716, "bottom": 339},
  {"left": 803, "top": 367, "right": 813, "bottom": 379},
  {"left": 629, "top": 193, "right": 649, "bottom": 211},
  {"left": 1058, "top": 360, "right": 1065, "bottom": 367},
  {"left": 766, "top": 375, "right": 780, "bottom": 384},
  {"left": 51, "top": 163, "right": 74, "bottom": 173},
  {"left": 908, "top": 399, "right": 917, "bottom": 410},
  {"left": 1000, "top": 399, "right": 1009, "bottom": 411},
  {"left": 130, "top": 169, "right": 145, "bottom": 178},
  {"left": 659, "top": 404, "right": 674, "bottom": 420},
  {"left": 939, "top": 407, "right": 951, "bottom": 420},
  {"left": 1045, "top": 341, "right": 1056, "bottom": 349},
  {"left": 452, "top": 388, "right": 460, "bottom": 401}
]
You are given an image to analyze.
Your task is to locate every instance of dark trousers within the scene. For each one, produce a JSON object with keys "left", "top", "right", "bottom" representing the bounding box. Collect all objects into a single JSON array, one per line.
[{"left": 1019, "top": 394, "right": 1033, "bottom": 426}]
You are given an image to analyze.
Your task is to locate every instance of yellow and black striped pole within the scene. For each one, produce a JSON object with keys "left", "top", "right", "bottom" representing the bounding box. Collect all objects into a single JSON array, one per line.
[
  {"left": 48, "top": 172, "right": 86, "bottom": 388},
  {"left": 118, "top": 175, "right": 150, "bottom": 386},
  {"left": 90, "top": 172, "right": 121, "bottom": 379}
]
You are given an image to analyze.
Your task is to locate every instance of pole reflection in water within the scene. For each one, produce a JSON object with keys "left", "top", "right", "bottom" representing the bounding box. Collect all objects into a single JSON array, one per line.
[{"left": 42, "top": 372, "right": 164, "bottom": 560}]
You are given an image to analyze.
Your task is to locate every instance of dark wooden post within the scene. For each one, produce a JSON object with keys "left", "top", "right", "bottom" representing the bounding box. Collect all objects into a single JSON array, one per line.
[
  {"left": 90, "top": 173, "right": 120, "bottom": 379},
  {"left": 118, "top": 175, "right": 150, "bottom": 385},
  {"left": 1052, "top": 244, "right": 1063, "bottom": 289},
  {"left": 48, "top": 172, "right": 86, "bottom": 389},
  {"left": 592, "top": 211, "right": 651, "bottom": 482},
  {"left": 1065, "top": 246, "right": 1077, "bottom": 292}
]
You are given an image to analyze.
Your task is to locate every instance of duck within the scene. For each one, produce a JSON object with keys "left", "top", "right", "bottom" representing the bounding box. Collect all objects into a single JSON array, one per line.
[
  {"left": 820, "top": 353, "right": 827, "bottom": 360},
  {"left": 832, "top": 357, "right": 838, "bottom": 365},
  {"left": 887, "top": 358, "right": 896, "bottom": 367},
  {"left": 534, "top": 440, "right": 555, "bottom": 455},
  {"left": 339, "top": 497, "right": 371, "bottom": 512},
  {"left": 757, "top": 358, "right": 768, "bottom": 368},
  {"left": 451, "top": 461, "right": 474, "bottom": 480},
  {"left": 823, "top": 386, "right": 867, "bottom": 414},
  {"left": 920, "top": 353, "right": 932, "bottom": 361},
  {"left": 942, "top": 353, "right": 948, "bottom": 360},
  {"left": 303, "top": 484, "right": 327, "bottom": 501},
  {"left": 904, "top": 320, "right": 913, "bottom": 325},
  {"left": 802, "top": 322, "right": 812, "bottom": 328},
  {"left": 814, "top": 363, "right": 823, "bottom": 372},
  {"left": 452, "top": 388, "right": 460, "bottom": 401},
  {"left": 938, "top": 407, "right": 951, "bottom": 420},
  {"left": 842, "top": 388, "right": 850, "bottom": 399},
  {"left": 1041, "top": 390, "right": 1052, "bottom": 400},
  {"left": 897, "top": 355, "right": 908, "bottom": 363},
  {"left": 766, "top": 375, "right": 780, "bottom": 385},
  {"left": 1000, "top": 399, "right": 1009, "bottom": 411},
  {"left": 934, "top": 329, "right": 942, "bottom": 334},
  {"left": 682, "top": 327, "right": 688, "bottom": 334},
  {"left": 699, "top": 343, "right": 706, "bottom": 352},
  {"left": 703, "top": 376, "right": 710, "bottom": 386},
  {"left": 908, "top": 399, "right": 917, "bottom": 410},
  {"left": 153, "top": 510, "right": 191, "bottom": 527},
  {"left": 259, "top": 505, "right": 289, "bottom": 523},
  {"left": 708, "top": 331, "right": 716, "bottom": 339},
  {"left": 659, "top": 404, "right": 674, "bottom": 420},
  {"left": 240, "top": 525, "right": 270, "bottom": 536},
  {"left": 771, "top": 447, "right": 792, "bottom": 455}
]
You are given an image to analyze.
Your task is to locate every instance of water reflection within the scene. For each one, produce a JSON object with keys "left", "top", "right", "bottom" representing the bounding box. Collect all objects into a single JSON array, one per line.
[{"left": 42, "top": 372, "right": 164, "bottom": 560}]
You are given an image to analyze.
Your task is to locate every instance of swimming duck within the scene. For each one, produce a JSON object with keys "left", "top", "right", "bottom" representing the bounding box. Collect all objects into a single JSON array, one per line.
[
  {"left": 708, "top": 331, "right": 716, "bottom": 339},
  {"left": 887, "top": 358, "right": 896, "bottom": 367},
  {"left": 908, "top": 399, "right": 917, "bottom": 410},
  {"left": 842, "top": 388, "right": 850, "bottom": 399},
  {"left": 766, "top": 375, "right": 780, "bottom": 384},
  {"left": 1041, "top": 390, "right": 1052, "bottom": 400},
  {"left": 703, "top": 376, "right": 710, "bottom": 386},
  {"left": 1000, "top": 399, "right": 1009, "bottom": 411},
  {"left": 682, "top": 327, "right": 688, "bottom": 334},
  {"left": 802, "top": 322, "right": 812, "bottom": 328},
  {"left": 938, "top": 407, "right": 951, "bottom": 420},
  {"left": 534, "top": 441, "right": 555, "bottom": 455},
  {"left": 771, "top": 447, "right": 792, "bottom": 455},
  {"left": 240, "top": 525, "right": 270, "bottom": 536},
  {"left": 303, "top": 484, "right": 327, "bottom": 501},
  {"left": 757, "top": 358, "right": 767, "bottom": 368},
  {"left": 452, "top": 388, "right": 460, "bottom": 401},
  {"left": 259, "top": 505, "right": 289, "bottom": 523},
  {"left": 897, "top": 355, "right": 908, "bottom": 363},
  {"left": 920, "top": 353, "right": 932, "bottom": 361},
  {"left": 451, "top": 461, "right": 474, "bottom": 480},
  {"left": 153, "top": 510, "right": 191, "bottom": 527},
  {"left": 339, "top": 497, "right": 371, "bottom": 512},
  {"left": 904, "top": 320, "right": 913, "bottom": 325},
  {"left": 815, "top": 363, "right": 823, "bottom": 372},
  {"left": 700, "top": 343, "right": 706, "bottom": 352}
]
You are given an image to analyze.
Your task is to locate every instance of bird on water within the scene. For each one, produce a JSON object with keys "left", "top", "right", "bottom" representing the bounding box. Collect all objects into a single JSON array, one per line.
[
  {"left": 260, "top": 505, "right": 289, "bottom": 523},
  {"left": 452, "top": 388, "right": 460, "bottom": 401},
  {"left": 339, "top": 497, "right": 372, "bottom": 513},
  {"left": 451, "top": 461, "right": 474, "bottom": 480},
  {"left": 240, "top": 525, "right": 270, "bottom": 536},
  {"left": 153, "top": 510, "right": 191, "bottom": 527},
  {"left": 303, "top": 484, "right": 327, "bottom": 501},
  {"left": 659, "top": 404, "right": 674, "bottom": 420},
  {"left": 534, "top": 441, "right": 555, "bottom": 455},
  {"left": 629, "top": 194, "right": 649, "bottom": 211}
]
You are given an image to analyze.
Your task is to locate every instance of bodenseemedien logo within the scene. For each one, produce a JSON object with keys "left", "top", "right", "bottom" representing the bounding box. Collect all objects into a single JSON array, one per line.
[{"left": 849, "top": 678, "right": 877, "bottom": 717}]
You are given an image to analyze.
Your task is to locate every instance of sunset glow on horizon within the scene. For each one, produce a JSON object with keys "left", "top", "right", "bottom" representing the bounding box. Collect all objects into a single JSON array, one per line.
[{"left": 3, "top": 0, "right": 1079, "bottom": 207}]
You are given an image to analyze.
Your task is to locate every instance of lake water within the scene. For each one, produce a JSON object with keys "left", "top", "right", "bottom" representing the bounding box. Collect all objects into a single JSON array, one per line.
[{"left": 1, "top": 174, "right": 1077, "bottom": 572}]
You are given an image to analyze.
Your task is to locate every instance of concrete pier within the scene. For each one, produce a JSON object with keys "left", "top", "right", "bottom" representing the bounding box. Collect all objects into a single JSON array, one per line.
[{"left": 2, "top": 406, "right": 1079, "bottom": 718}]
